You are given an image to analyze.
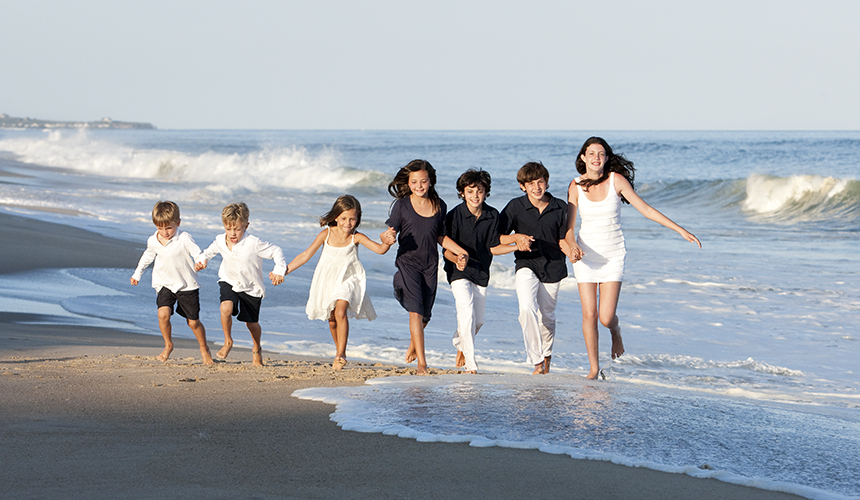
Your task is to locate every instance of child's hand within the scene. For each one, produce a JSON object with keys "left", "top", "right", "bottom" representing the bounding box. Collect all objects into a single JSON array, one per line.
[
  {"left": 269, "top": 272, "right": 284, "bottom": 286},
  {"left": 194, "top": 260, "right": 207, "bottom": 271},
  {"left": 380, "top": 227, "right": 397, "bottom": 246},
  {"left": 568, "top": 244, "right": 584, "bottom": 263},
  {"left": 455, "top": 253, "right": 469, "bottom": 271},
  {"left": 130, "top": 278, "right": 138, "bottom": 286},
  {"left": 516, "top": 235, "right": 534, "bottom": 252}
]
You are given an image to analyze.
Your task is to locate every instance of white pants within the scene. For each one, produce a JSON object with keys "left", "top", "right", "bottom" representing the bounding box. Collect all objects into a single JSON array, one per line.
[
  {"left": 515, "top": 268, "right": 560, "bottom": 366},
  {"left": 451, "top": 279, "right": 487, "bottom": 372}
]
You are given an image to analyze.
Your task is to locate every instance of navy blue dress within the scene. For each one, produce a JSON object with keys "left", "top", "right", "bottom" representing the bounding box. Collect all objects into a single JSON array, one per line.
[{"left": 386, "top": 197, "right": 447, "bottom": 322}]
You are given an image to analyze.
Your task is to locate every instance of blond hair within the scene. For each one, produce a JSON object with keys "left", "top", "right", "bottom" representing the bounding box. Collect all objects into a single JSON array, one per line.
[
  {"left": 221, "top": 202, "right": 250, "bottom": 226},
  {"left": 152, "top": 201, "right": 180, "bottom": 226}
]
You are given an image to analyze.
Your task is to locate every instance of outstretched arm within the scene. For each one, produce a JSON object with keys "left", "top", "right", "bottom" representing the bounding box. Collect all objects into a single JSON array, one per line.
[
  {"left": 616, "top": 174, "right": 702, "bottom": 248},
  {"left": 285, "top": 229, "right": 327, "bottom": 275},
  {"left": 355, "top": 232, "right": 391, "bottom": 255}
]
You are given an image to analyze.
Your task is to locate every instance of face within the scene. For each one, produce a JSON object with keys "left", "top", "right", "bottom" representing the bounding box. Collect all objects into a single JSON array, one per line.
[
  {"left": 408, "top": 169, "right": 431, "bottom": 198},
  {"left": 581, "top": 143, "right": 607, "bottom": 174},
  {"left": 335, "top": 209, "right": 358, "bottom": 233},
  {"left": 223, "top": 221, "right": 249, "bottom": 245},
  {"left": 520, "top": 178, "right": 548, "bottom": 202},
  {"left": 462, "top": 184, "right": 486, "bottom": 212},
  {"left": 156, "top": 220, "right": 180, "bottom": 240}
]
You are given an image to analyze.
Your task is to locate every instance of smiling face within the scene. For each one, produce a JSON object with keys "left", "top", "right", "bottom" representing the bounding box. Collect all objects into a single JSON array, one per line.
[
  {"left": 223, "top": 220, "right": 249, "bottom": 247},
  {"left": 520, "top": 178, "right": 548, "bottom": 205},
  {"left": 408, "top": 169, "right": 431, "bottom": 198},
  {"left": 461, "top": 184, "right": 486, "bottom": 215},
  {"left": 580, "top": 142, "right": 607, "bottom": 176},
  {"left": 335, "top": 208, "right": 358, "bottom": 234}
]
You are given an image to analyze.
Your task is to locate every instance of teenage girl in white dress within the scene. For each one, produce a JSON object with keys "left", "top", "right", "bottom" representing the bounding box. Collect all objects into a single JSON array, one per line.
[
  {"left": 566, "top": 137, "right": 702, "bottom": 379},
  {"left": 285, "top": 195, "right": 391, "bottom": 369}
]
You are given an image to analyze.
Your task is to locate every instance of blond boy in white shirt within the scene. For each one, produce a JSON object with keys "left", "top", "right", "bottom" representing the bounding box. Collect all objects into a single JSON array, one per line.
[
  {"left": 195, "top": 202, "right": 286, "bottom": 366},
  {"left": 131, "top": 201, "right": 214, "bottom": 365}
]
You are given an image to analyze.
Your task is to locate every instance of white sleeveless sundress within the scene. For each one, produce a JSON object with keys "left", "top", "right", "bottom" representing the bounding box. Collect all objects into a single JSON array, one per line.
[
  {"left": 573, "top": 172, "right": 627, "bottom": 283},
  {"left": 305, "top": 229, "right": 376, "bottom": 321}
]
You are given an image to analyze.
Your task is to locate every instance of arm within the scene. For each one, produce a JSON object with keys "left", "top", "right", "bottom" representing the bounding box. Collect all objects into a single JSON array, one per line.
[
  {"left": 616, "top": 174, "right": 702, "bottom": 248},
  {"left": 439, "top": 236, "right": 469, "bottom": 271},
  {"left": 130, "top": 243, "right": 156, "bottom": 285},
  {"left": 194, "top": 239, "right": 220, "bottom": 271},
  {"left": 285, "top": 230, "right": 327, "bottom": 275},
  {"left": 256, "top": 238, "right": 288, "bottom": 285},
  {"left": 355, "top": 232, "right": 391, "bottom": 255},
  {"left": 490, "top": 243, "right": 517, "bottom": 256},
  {"left": 565, "top": 180, "right": 584, "bottom": 262}
]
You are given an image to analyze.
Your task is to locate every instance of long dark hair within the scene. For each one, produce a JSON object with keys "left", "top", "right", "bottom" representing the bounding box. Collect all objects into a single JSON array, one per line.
[
  {"left": 320, "top": 195, "right": 362, "bottom": 229},
  {"left": 387, "top": 159, "right": 442, "bottom": 213},
  {"left": 575, "top": 137, "right": 635, "bottom": 204}
]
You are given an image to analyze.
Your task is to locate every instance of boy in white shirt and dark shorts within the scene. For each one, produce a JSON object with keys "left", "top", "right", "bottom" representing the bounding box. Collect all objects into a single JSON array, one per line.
[
  {"left": 131, "top": 201, "right": 214, "bottom": 365},
  {"left": 196, "top": 202, "right": 286, "bottom": 367}
]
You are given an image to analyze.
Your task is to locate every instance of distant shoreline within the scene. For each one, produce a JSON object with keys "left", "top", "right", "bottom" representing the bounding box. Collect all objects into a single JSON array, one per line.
[{"left": 0, "top": 113, "right": 154, "bottom": 130}]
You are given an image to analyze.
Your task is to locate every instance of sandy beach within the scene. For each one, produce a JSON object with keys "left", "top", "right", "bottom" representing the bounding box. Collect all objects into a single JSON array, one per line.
[{"left": 0, "top": 212, "right": 805, "bottom": 500}]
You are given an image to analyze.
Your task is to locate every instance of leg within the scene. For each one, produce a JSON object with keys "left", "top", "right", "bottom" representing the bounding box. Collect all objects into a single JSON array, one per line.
[
  {"left": 598, "top": 281, "right": 624, "bottom": 359},
  {"left": 535, "top": 281, "right": 560, "bottom": 373},
  {"left": 217, "top": 300, "right": 235, "bottom": 360},
  {"left": 332, "top": 300, "right": 350, "bottom": 369},
  {"left": 451, "top": 279, "right": 479, "bottom": 373},
  {"left": 246, "top": 322, "right": 264, "bottom": 367},
  {"left": 186, "top": 319, "right": 214, "bottom": 366},
  {"left": 578, "top": 282, "right": 600, "bottom": 379},
  {"left": 515, "top": 268, "right": 545, "bottom": 373},
  {"left": 156, "top": 306, "right": 174, "bottom": 362},
  {"left": 409, "top": 312, "right": 428, "bottom": 374}
]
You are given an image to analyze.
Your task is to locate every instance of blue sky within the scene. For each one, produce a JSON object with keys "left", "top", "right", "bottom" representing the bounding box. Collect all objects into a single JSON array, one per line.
[{"left": 2, "top": 0, "right": 858, "bottom": 130}]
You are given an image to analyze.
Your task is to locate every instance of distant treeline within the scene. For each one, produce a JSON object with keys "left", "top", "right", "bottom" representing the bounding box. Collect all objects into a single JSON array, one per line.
[{"left": 0, "top": 113, "right": 155, "bottom": 130}]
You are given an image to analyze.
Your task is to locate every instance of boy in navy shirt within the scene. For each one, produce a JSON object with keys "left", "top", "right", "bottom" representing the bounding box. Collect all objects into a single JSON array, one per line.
[{"left": 499, "top": 162, "right": 571, "bottom": 374}]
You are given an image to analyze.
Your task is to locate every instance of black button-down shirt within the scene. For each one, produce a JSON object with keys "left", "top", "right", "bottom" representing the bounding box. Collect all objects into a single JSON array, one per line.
[
  {"left": 499, "top": 194, "right": 568, "bottom": 283},
  {"left": 444, "top": 202, "right": 501, "bottom": 287}
]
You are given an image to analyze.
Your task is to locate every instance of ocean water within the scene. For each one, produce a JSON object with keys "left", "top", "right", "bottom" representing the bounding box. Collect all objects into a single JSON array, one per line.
[{"left": 1, "top": 129, "right": 858, "bottom": 499}]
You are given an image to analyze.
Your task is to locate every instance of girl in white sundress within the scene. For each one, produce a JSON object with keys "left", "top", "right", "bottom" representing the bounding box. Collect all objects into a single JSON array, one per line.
[
  {"left": 566, "top": 137, "right": 702, "bottom": 379},
  {"left": 285, "top": 195, "right": 392, "bottom": 369}
]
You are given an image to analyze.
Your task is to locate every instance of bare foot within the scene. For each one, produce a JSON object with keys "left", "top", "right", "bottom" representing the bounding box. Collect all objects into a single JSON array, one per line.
[
  {"left": 156, "top": 345, "right": 174, "bottom": 363},
  {"left": 543, "top": 355, "right": 552, "bottom": 374},
  {"left": 405, "top": 342, "right": 417, "bottom": 364},
  {"left": 216, "top": 342, "right": 232, "bottom": 360},
  {"left": 455, "top": 350, "right": 465, "bottom": 368},
  {"left": 416, "top": 364, "right": 428, "bottom": 375},
  {"left": 585, "top": 369, "right": 599, "bottom": 380},
  {"left": 465, "top": 370, "right": 477, "bottom": 374},
  {"left": 252, "top": 350, "right": 264, "bottom": 367},
  {"left": 611, "top": 327, "right": 625, "bottom": 359},
  {"left": 201, "top": 347, "right": 214, "bottom": 366},
  {"left": 333, "top": 357, "right": 347, "bottom": 370},
  {"left": 532, "top": 361, "right": 544, "bottom": 375}
]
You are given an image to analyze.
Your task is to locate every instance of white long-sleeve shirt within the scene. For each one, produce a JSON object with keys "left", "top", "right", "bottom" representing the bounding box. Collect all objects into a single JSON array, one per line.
[
  {"left": 197, "top": 233, "right": 286, "bottom": 298},
  {"left": 132, "top": 230, "right": 201, "bottom": 293}
]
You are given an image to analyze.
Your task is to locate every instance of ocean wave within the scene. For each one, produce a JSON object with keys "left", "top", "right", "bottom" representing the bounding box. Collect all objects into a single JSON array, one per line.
[{"left": 0, "top": 129, "right": 388, "bottom": 193}]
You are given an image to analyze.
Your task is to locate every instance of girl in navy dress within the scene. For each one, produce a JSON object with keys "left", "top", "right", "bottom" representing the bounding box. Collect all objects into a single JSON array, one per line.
[{"left": 381, "top": 159, "right": 469, "bottom": 375}]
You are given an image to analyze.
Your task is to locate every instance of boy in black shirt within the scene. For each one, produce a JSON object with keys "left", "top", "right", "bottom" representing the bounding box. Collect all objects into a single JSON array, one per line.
[
  {"left": 444, "top": 169, "right": 513, "bottom": 373},
  {"left": 499, "top": 162, "right": 572, "bottom": 374}
]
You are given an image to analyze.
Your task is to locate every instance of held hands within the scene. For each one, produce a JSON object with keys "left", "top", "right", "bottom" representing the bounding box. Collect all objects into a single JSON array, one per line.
[
  {"left": 455, "top": 253, "right": 469, "bottom": 271},
  {"left": 516, "top": 234, "right": 535, "bottom": 252},
  {"left": 380, "top": 227, "right": 397, "bottom": 246},
  {"left": 568, "top": 244, "right": 585, "bottom": 263},
  {"left": 269, "top": 272, "right": 284, "bottom": 286},
  {"left": 194, "top": 260, "right": 208, "bottom": 271}
]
